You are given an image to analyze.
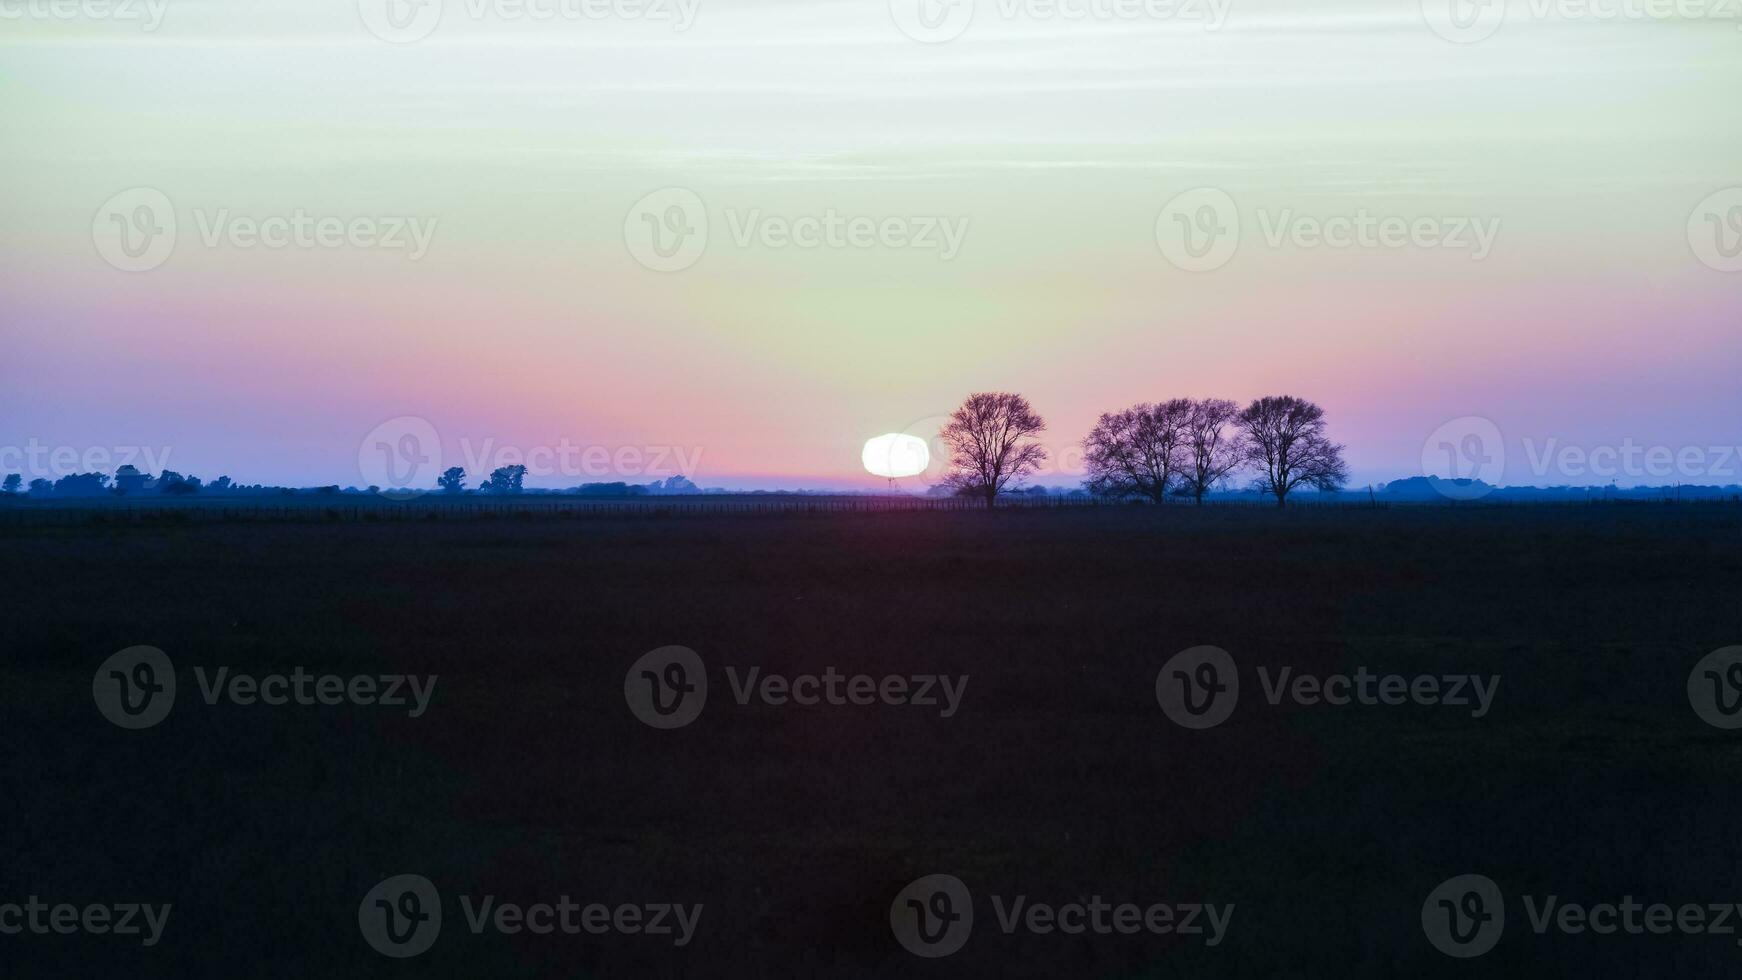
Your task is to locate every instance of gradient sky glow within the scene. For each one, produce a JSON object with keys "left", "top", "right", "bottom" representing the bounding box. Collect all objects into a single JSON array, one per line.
[{"left": 3, "top": 0, "right": 1739, "bottom": 490}]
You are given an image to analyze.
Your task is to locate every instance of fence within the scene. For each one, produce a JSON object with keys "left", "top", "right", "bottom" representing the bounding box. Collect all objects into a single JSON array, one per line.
[{"left": 1, "top": 492, "right": 1732, "bottom": 527}]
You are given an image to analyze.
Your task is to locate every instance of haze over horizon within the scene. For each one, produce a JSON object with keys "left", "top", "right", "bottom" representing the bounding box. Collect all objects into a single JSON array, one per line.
[{"left": 4, "top": 0, "right": 1739, "bottom": 492}]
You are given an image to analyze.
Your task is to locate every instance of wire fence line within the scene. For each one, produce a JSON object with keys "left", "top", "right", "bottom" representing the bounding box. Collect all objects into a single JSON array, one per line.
[{"left": 1, "top": 492, "right": 1735, "bottom": 527}]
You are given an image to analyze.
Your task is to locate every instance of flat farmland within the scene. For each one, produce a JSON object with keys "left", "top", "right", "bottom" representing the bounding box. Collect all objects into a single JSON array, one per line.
[{"left": 3, "top": 504, "right": 1739, "bottom": 977}]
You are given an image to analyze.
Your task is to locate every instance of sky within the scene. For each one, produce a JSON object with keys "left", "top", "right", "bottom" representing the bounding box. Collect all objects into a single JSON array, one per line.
[{"left": 2, "top": 0, "right": 1739, "bottom": 491}]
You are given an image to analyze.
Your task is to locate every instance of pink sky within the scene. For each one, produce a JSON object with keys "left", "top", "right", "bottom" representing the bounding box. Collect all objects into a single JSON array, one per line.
[{"left": 3, "top": 3, "right": 1739, "bottom": 490}]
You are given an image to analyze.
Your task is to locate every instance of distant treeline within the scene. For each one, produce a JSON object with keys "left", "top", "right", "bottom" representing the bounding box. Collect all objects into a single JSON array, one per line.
[
  {"left": 1375, "top": 476, "right": 1742, "bottom": 502},
  {"left": 0, "top": 467, "right": 714, "bottom": 500},
  {"left": 8, "top": 402, "right": 1737, "bottom": 506}
]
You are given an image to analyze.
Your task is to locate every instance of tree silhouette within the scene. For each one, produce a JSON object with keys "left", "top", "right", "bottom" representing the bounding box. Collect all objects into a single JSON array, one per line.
[
  {"left": 157, "top": 470, "right": 200, "bottom": 495},
  {"left": 53, "top": 473, "right": 110, "bottom": 497},
  {"left": 1083, "top": 399, "right": 1193, "bottom": 504},
  {"left": 940, "top": 392, "right": 1048, "bottom": 509},
  {"left": 113, "top": 465, "right": 149, "bottom": 495},
  {"left": 1238, "top": 395, "right": 1348, "bottom": 507},
  {"left": 1180, "top": 398, "right": 1246, "bottom": 505},
  {"left": 481, "top": 465, "right": 527, "bottom": 495}
]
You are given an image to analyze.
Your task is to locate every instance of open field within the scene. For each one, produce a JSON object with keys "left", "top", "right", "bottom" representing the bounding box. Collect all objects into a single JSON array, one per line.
[{"left": 4, "top": 504, "right": 1741, "bottom": 977}]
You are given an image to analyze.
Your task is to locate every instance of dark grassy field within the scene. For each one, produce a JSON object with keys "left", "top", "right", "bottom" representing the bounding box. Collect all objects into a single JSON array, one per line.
[{"left": 4, "top": 504, "right": 1740, "bottom": 977}]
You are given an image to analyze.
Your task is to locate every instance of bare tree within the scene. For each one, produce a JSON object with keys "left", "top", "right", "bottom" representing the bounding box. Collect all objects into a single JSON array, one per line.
[
  {"left": 1180, "top": 398, "right": 1246, "bottom": 505},
  {"left": 1238, "top": 395, "right": 1348, "bottom": 507},
  {"left": 940, "top": 392, "right": 1048, "bottom": 509},
  {"left": 1083, "top": 399, "right": 1194, "bottom": 504}
]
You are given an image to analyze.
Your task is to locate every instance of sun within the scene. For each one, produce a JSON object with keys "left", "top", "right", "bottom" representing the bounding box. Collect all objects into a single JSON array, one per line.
[{"left": 862, "top": 433, "right": 930, "bottom": 479}]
